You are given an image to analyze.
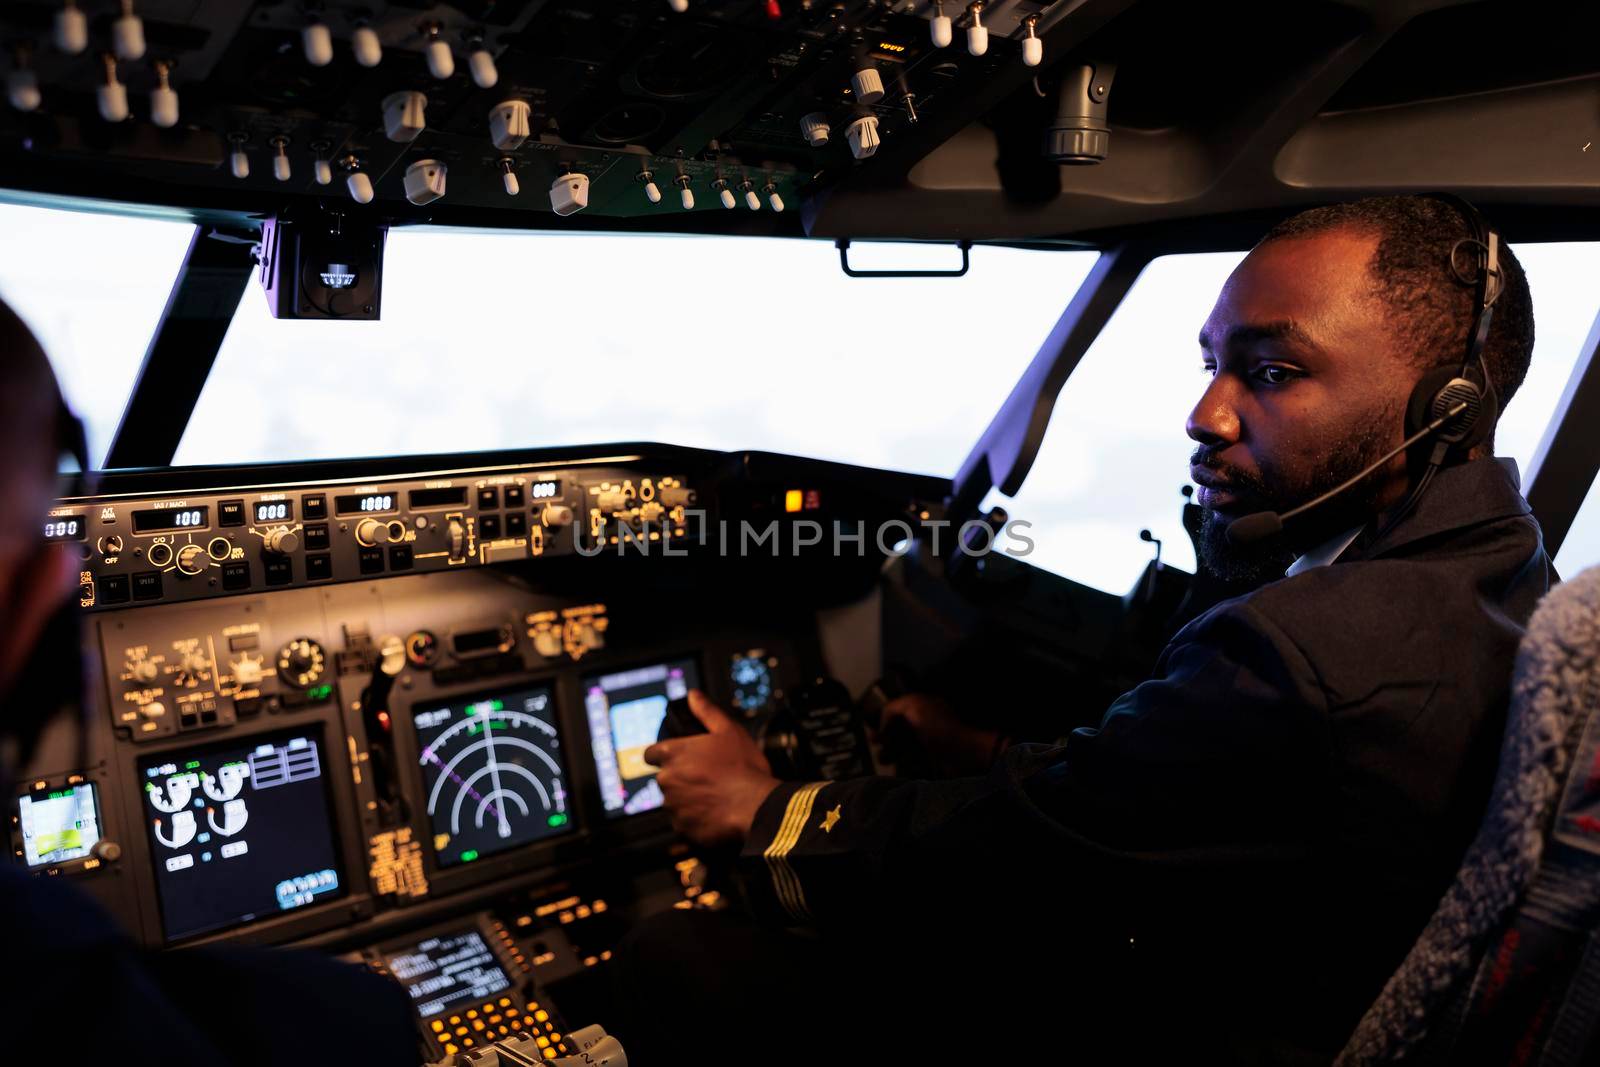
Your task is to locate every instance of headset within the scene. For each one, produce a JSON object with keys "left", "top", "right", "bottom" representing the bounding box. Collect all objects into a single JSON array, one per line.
[{"left": 1226, "top": 193, "right": 1505, "bottom": 548}]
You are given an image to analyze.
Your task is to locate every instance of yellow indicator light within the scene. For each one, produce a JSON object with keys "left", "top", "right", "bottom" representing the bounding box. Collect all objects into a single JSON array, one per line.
[
  {"left": 877, "top": 41, "right": 906, "bottom": 52},
  {"left": 784, "top": 490, "right": 803, "bottom": 513}
]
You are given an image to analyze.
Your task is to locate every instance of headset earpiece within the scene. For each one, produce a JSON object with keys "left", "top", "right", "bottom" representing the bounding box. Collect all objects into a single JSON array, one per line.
[{"left": 1405, "top": 363, "right": 1498, "bottom": 456}]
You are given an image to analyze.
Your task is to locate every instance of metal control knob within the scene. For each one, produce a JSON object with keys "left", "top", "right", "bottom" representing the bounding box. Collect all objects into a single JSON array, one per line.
[
  {"left": 262, "top": 526, "right": 299, "bottom": 555},
  {"left": 92, "top": 839, "right": 122, "bottom": 863},
  {"left": 277, "top": 638, "right": 326, "bottom": 688},
  {"left": 542, "top": 504, "right": 575, "bottom": 528},
  {"left": 139, "top": 700, "right": 166, "bottom": 720},
  {"left": 133, "top": 660, "right": 158, "bottom": 684},
  {"left": 176, "top": 543, "right": 206, "bottom": 576},
  {"left": 356, "top": 518, "right": 384, "bottom": 547}
]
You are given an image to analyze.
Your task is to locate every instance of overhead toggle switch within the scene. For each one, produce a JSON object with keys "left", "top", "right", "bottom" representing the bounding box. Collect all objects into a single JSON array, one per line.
[
  {"left": 55, "top": 2, "right": 88, "bottom": 55},
  {"left": 382, "top": 90, "right": 427, "bottom": 142},
  {"left": 845, "top": 114, "right": 880, "bottom": 159},
  {"left": 113, "top": 1, "right": 146, "bottom": 62},
  {"left": 489, "top": 99, "right": 530, "bottom": 150},
  {"left": 342, "top": 156, "right": 374, "bottom": 203},
  {"left": 310, "top": 141, "right": 333, "bottom": 185},
  {"left": 421, "top": 23, "right": 453, "bottom": 79},
  {"left": 498, "top": 157, "right": 519, "bottom": 196},
  {"left": 227, "top": 133, "right": 249, "bottom": 178},
  {"left": 800, "top": 112, "right": 830, "bottom": 147},
  {"left": 269, "top": 135, "right": 291, "bottom": 181},
  {"left": 851, "top": 65, "right": 885, "bottom": 105},
  {"left": 741, "top": 180, "right": 760, "bottom": 210},
  {"left": 675, "top": 174, "right": 694, "bottom": 209},
  {"left": 711, "top": 178, "right": 735, "bottom": 209},
  {"left": 1021, "top": 14, "right": 1042, "bottom": 67},
  {"left": 149, "top": 59, "right": 178, "bottom": 128},
  {"left": 966, "top": 1, "right": 987, "bottom": 56},
  {"left": 352, "top": 25, "right": 382, "bottom": 67},
  {"left": 403, "top": 159, "right": 447, "bottom": 205},
  {"left": 467, "top": 40, "right": 498, "bottom": 88},
  {"left": 929, "top": 0, "right": 952, "bottom": 48},
  {"left": 302, "top": 20, "right": 333, "bottom": 67},
  {"left": 638, "top": 169, "right": 661, "bottom": 203},
  {"left": 97, "top": 54, "right": 128, "bottom": 122},
  {"left": 764, "top": 183, "right": 784, "bottom": 212},
  {"left": 7, "top": 48, "right": 39, "bottom": 112}
]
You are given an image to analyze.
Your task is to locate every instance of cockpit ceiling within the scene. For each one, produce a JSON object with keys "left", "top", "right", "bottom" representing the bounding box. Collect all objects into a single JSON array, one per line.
[{"left": 1, "top": 0, "right": 1598, "bottom": 248}]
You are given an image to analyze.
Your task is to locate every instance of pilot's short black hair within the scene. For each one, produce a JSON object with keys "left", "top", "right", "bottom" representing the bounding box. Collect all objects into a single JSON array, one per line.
[
  {"left": 0, "top": 296, "right": 63, "bottom": 480},
  {"left": 1259, "top": 195, "right": 1536, "bottom": 413}
]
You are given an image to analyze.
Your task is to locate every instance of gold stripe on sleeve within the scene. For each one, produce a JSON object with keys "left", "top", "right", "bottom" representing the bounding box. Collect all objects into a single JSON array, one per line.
[{"left": 762, "top": 782, "right": 826, "bottom": 922}]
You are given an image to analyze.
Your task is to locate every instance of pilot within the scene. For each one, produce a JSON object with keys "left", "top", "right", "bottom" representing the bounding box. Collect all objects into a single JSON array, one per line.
[
  {"left": 0, "top": 299, "right": 418, "bottom": 1066},
  {"left": 628, "top": 195, "right": 1553, "bottom": 1063}
]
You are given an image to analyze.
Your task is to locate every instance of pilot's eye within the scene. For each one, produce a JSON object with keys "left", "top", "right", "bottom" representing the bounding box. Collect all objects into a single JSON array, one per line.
[{"left": 1253, "top": 365, "right": 1299, "bottom": 386}]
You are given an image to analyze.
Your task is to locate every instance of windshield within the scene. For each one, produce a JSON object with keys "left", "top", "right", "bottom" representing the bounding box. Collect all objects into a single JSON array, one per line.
[{"left": 173, "top": 231, "right": 1098, "bottom": 476}]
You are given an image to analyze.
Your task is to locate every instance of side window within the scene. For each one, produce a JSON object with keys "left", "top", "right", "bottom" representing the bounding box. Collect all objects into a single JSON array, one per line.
[
  {"left": 1554, "top": 475, "right": 1600, "bottom": 577},
  {"left": 0, "top": 203, "right": 195, "bottom": 467},
  {"left": 988, "top": 253, "right": 1245, "bottom": 594}
]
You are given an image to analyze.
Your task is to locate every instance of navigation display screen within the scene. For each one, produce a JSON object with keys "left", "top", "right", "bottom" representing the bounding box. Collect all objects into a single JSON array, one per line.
[
  {"left": 137, "top": 730, "right": 345, "bottom": 941},
  {"left": 583, "top": 658, "right": 699, "bottom": 818},
  {"left": 17, "top": 783, "right": 100, "bottom": 867},
  {"left": 412, "top": 685, "right": 572, "bottom": 868},
  {"left": 383, "top": 929, "right": 513, "bottom": 1019}
]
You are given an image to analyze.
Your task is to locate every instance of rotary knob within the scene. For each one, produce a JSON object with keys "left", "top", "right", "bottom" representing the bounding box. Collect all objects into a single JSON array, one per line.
[
  {"left": 542, "top": 504, "right": 575, "bottom": 528},
  {"left": 176, "top": 544, "right": 207, "bottom": 576},
  {"left": 132, "top": 660, "right": 159, "bottom": 684},
  {"left": 276, "top": 638, "right": 326, "bottom": 688},
  {"left": 139, "top": 700, "right": 166, "bottom": 720},
  {"left": 356, "top": 518, "right": 385, "bottom": 547},
  {"left": 263, "top": 526, "right": 300, "bottom": 554}
]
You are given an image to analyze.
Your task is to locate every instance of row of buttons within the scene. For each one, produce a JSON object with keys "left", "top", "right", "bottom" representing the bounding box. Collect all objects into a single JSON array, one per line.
[{"left": 479, "top": 486, "right": 527, "bottom": 510}]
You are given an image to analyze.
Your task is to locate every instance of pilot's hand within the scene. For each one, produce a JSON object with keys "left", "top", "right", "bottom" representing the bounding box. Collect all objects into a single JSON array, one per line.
[
  {"left": 877, "top": 693, "right": 1007, "bottom": 777},
  {"left": 643, "top": 690, "right": 779, "bottom": 848}
]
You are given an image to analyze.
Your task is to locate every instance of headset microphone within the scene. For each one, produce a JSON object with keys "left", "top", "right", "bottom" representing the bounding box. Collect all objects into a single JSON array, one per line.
[{"left": 1225, "top": 399, "right": 1469, "bottom": 548}]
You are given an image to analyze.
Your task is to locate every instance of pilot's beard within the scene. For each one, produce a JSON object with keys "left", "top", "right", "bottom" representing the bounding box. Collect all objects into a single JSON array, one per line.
[{"left": 1196, "top": 410, "right": 1395, "bottom": 587}]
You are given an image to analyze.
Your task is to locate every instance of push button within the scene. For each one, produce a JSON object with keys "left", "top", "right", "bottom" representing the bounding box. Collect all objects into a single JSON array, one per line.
[
  {"left": 100, "top": 574, "right": 131, "bottom": 603},
  {"left": 506, "top": 512, "right": 527, "bottom": 536},
  {"left": 303, "top": 523, "right": 330, "bottom": 551},
  {"left": 305, "top": 553, "right": 332, "bottom": 581},
  {"left": 389, "top": 544, "right": 413, "bottom": 570},
  {"left": 358, "top": 546, "right": 384, "bottom": 574},
  {"left": 219, "top": 500, "right": 245, "bottom": 527},
  {"left": 263, "top": 557, "right": 292, "bottom": 586},
  {"left": 478, "top": 487, "right": 499, "bottom": 510},
  {"left": 504, "top": 485, "right": 525, "bottom": 508},
  {"left": 302, "top": 494, "right": 328, "bottom": 520},
  {"left": 479, "top": 514, "right": 502, "bottom": 539},
  {"left": 131, "top": 571, "right": 163, "bottom": 600},
  {"left": 221, "top": 562, "right": 251, "bottom": 590}
]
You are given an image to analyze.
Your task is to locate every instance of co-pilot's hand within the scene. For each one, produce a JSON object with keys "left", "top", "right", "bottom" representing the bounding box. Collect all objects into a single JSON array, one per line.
[{"left": 642, "top": 690, "right": 780, "bottom": 848}]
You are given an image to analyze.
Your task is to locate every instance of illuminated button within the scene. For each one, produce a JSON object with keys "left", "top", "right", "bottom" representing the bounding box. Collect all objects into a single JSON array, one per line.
[
  {"left": 302, "top": 494, "right": 327, "bottom": 520},
  {"left": 489, "top": 1014, "right": 503, "bottom": 1024},
  {"left": 463, "top": 1038, "right": 475, "bottom": 1048},
  {"left": 510, "top": 1021, "right": 522, "bottom": 1031},
  {"left": 472, "top": 1020, "right": 485, "bottom": 1032},
  {"left": 537, "top": 1036, "right": 550, "bottom": 1049},
  {"left": 543, "top": 1049, "right": 556, "bottom": 1060},
  {"left": 430, "top": 1020, "right": 444, "bottom": 1033},
  {"left": 498, "top": 998, "right": 511, "bottom": 1008},
  {"left": 444, "top": 1044, "right": 458, "bottom": 1056},
  {"left": 550, "top": 1033, "right": 561, "bottom": 1042},
  {"left": 449, "top": 1016, "right": 461, "bottom": 1025},
  {"left": 467, "top": 1010, "right": 478, "bottom": 1020},
  {"left": 534, "top": 1010, "right": 549, "bottom": 1022},
  {"left": 456, "top": 1026, "right": 468, "bottom": 1037},
  {"left": 498, "top": 1025, "right": 509, "bottom": 1035}
]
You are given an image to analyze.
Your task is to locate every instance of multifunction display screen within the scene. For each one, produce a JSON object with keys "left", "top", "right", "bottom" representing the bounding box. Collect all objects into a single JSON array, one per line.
[
  {"left": 138, "top": 730, "right": 345, "bottom": 941},
  {"left": 412, "top": 685, "right": 572, "bottom": 868},
  {"left": 383, "top": 929, "right": 513, "bottom": 1019},
  {"left": 17, "top": 783, "right": 100, "bottom": 867},
  {"left": 583, "top": 658, "right": 699, "bottom": 818}
]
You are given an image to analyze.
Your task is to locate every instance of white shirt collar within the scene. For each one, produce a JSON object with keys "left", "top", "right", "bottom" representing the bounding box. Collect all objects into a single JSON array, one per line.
[{"left": 1284, "top": 524, "right": 1364, "bottom": 578}]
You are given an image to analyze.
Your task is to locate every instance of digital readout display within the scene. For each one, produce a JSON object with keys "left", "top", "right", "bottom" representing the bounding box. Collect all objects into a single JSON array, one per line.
[
  {"left": 43, "top": 517, "right": 86, "bottom": 542},
  {"left": 335, "top": 493, "right": 398, "bottom": 515},
  {"left": 254, "top": 501, "right": 292, "bottom": 523},
  {"left": 132, "top": 507, "right": 209, "bottom": 533}
]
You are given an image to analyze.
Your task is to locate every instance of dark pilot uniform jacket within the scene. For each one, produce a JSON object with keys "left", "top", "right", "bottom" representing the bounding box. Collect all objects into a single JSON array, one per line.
[{"left": 737, "top": 458, "right": 1553, "bottom": 1062}]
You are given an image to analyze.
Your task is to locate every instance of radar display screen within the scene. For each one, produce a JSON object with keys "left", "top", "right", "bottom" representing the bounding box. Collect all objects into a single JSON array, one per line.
[
  {"left": 17, "top": 782, "right": 101, "bottom": 867},
  {"left": 383, "top": 928, "right": 513, "bottom": 1019},
  {"left": 584, "top": 658, "right": 699, "bottom": 818},
  {"left": 413, "top": 685, "right": 572, "bottom": 868},
  {"left": 138, "top": 730, "right": 346, "bottom": 942}
]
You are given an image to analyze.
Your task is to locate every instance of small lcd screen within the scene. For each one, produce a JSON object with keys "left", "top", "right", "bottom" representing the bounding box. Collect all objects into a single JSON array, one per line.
[
  {"left": 253, "top": 500, "right": 293, "bottom": 523},
  {"left": 409, "top": 487, "right": 467, "bottom": 509},
  {"left": 412, "top": 685, "right": 572, "bottom": 868},
  {"left": 42, "top": 517, "right": 86, "bottom": 542},
  {"left": 583, "top": 658, "right": 699, "bottom": 818},
  {"left": 528, "top": 480, "right": 561, "bottom": 501},
  {"left": 383, "top": 929, "right": 513, "bottom": 1019},
  {"left": 132, "top": 507, "right": 209, "bottom": 533},
  {"left": 138, "top": 730, "right": 345, "bottom": 942},
  {"left": 335, "top": 493, "right": 398, "bottom": 515},
  {"left": 17, "top": 783, "right": 100, "bottom": 867}
]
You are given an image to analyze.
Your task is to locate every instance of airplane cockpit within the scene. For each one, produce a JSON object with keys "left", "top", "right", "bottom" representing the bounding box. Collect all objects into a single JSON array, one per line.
[{"left": 4, "top": 2, "right": 1600, "bottom": 1064}]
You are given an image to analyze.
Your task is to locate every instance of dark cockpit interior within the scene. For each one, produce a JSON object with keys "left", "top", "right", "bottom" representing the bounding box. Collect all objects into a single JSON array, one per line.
[{"left": 4, "top": 2, "right": 1600, "bottom": 1065}]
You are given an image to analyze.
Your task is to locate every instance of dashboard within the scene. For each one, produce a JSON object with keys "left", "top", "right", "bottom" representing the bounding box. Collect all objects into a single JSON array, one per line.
[{"left": 12, "top": 443, "right": 933, "bottom": 1063}]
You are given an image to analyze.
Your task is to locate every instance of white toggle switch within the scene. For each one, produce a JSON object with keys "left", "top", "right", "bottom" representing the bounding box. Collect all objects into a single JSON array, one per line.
[
  {"left": 302, "top": 21, "right": 333, "bottom": 67},
  {"left": 851, "top": 66, "right": 884, "bottom": 105},
  {"left": 845, "top": 114, "right": 880, "bottom": 159},
  {"left": 668, "top": 0, "right": 688, "bottom": 11},
  {"left": 966, "top": 3, "right": 988, "bottom": 56},
  {"left": 766, "top": 185, "right": 784, "bottom": 212},
  {"left": 55, "top": 3, "right": 88, "bottom": 55},
  {"left": 1021, "top": 15, "right": 1042, "bottom": 67},
  {"left": 403, "top": 159, "right": 447, "bottom": 205},
  {"left": 930, "top": 1, "right": 952, "bottom": 48},
  {"left": 113, "top": 3, "right": 146, "bottom": 62},
  {"left": 677, "top": 178, "right": 694, "bottom": 209},
  {"left": 424, "top": 35, "right": 453, "bottom": 80},
  {"left": 800, "top": 112, "right": 830, "bottom": 147},
  {"left": 149, "top": 61, "right": 178, "bottom": 128},
  {"left": 714, "top": 182, "right": 735, "bottom": 209},
  {"left": 743, "top": 185, "right": 760, "bottom": 211},
  {"left": 489, "top": 99, "right": 531, "bottom": 150},
  {"left": 98, "top": 58, "right": 128, "bottom": 122},
  {"left": 346, "top": 170, "right": 374, "bottom": 204},
  {"left": 499, "top": 159, "right": 520, "bottom": 196},
  {"left": 352, "top": 26, "right": 382, "bottom": 67},
  {"left": 313, "top": 156, "right": 333, "bottom": 185},
  {"left": 382, "top": 90, "right": 427, "bottom": 143},
  {"left": 269, "top": 137, "right": 291, "bottom": 181},
  {"left": 229, "top": 145, "right": 249, "bottom": 179},
  {"left": 7, "top": 69, "right": 40, "bottom": 113},
  {"left": 643, "top": 178, "right": 661, "bottom": 203},
  {"left": 468, "top": 47, "right": 498, "bottom": 89},
  {"left": 550, "top": 172, "right": 589, "bottom": 216}
]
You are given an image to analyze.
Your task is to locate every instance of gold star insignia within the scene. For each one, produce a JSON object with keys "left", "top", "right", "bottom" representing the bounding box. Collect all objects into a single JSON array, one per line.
[{"left": 820, "top": 805, "right": 842, "bottom": 833}]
